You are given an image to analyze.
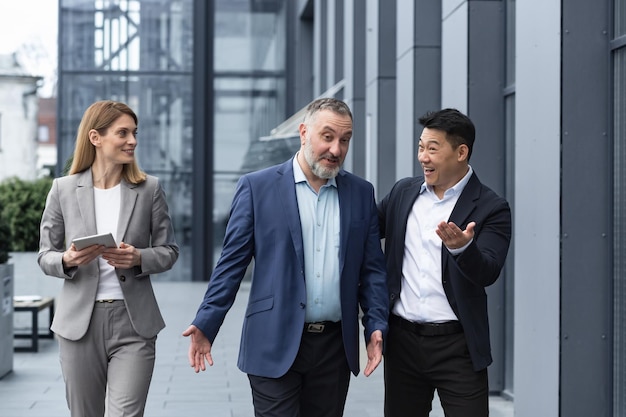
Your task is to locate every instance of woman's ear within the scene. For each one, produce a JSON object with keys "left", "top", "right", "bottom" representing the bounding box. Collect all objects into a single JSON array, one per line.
[{"left": 89, "top": 129, "right": 100, "bottom": 146}]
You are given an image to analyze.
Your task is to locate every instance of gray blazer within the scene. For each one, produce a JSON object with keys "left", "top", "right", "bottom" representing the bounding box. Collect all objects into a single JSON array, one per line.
[{"left": 38, "top": 169, "right": 179, "bottom": 341}]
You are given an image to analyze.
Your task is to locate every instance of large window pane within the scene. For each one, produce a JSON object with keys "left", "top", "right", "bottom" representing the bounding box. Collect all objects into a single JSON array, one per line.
[
  {"left": 58, "top": 0, "right": 194, "bottom": 280},
  {"left": 213, "top": 0, "right": 287, "bottom": 249}
]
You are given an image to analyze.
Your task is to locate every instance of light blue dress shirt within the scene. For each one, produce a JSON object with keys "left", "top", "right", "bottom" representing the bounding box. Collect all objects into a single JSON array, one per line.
[{"left": 293, "top": 156, "right": 342, "bottom": 323}]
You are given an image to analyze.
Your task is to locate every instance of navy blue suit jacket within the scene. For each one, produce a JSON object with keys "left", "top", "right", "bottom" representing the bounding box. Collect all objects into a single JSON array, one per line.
[
  {"left": 378, "top": 172, "right": 511, "bottom": 371},
  {"left": 193, "top": 158, "right": 388, "bottom": 378}
]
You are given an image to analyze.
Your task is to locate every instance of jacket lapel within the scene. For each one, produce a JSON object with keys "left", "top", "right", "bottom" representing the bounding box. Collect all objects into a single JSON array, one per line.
[
  {"left": 448, "top": 172, "right": 480, "bottom": 227},
  {"left": 117, "top": 180, "right": 138, "bottom": 243},
  {"left": 76, "top": 169, "right": 97, "bottom": 235},
  {"left": 336, "top": 171, "right": 350, "bottom": 274},
  {"left": 276, "top": 159, "right": 305, "bottom": 273},
  {"left": 398, "top": 177, "right": 423, "bottom": 239},
  {"left": 75, "top": 168, "right": 138, "bottom": 243}
]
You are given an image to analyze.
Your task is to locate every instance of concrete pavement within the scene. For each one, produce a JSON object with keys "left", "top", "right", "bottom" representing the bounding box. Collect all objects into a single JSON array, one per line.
[{"left": 0, "top": 253, "right": 514, "bottom": 416}]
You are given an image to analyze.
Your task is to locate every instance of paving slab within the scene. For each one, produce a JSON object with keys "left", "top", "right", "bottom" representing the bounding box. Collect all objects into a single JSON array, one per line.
[{"left": 0, "top": 253, "right": 514, "bottom": 416}]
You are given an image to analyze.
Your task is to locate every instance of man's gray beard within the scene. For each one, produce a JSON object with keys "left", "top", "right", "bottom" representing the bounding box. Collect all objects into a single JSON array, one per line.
[{"left": 303, "top": 140, "right": 341, "bottom": 179}]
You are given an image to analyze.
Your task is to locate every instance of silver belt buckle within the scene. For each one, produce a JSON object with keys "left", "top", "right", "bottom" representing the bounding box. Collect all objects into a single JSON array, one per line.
[{"left": 306, "top": 323, "right": 325, "bottom": 333}]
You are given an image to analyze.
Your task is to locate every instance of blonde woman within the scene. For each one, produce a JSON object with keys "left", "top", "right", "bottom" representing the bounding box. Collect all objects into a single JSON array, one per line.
[{"left": 38, "top": 100, "right": 179, "bottom": 417}]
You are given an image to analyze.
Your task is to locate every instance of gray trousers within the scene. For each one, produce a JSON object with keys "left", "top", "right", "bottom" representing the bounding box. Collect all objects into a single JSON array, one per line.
[{"left": 57, "top": 300, "right": 156, "bottom": 417}]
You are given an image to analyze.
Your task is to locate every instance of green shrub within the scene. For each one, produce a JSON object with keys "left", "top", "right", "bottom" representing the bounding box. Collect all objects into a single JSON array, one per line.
[{"left": 0, "top": 177, "right": 53, "bottom": 253}]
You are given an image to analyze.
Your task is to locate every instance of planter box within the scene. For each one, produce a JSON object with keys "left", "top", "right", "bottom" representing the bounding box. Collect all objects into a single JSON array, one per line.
[{"left": 0, "top": 263, "right": 13, "bottom": 378}]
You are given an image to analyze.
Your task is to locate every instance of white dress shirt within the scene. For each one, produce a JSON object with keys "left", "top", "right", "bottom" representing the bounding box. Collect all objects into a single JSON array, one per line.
[{"left": 393, "top": 166, "right": 474, "bottom": 323}]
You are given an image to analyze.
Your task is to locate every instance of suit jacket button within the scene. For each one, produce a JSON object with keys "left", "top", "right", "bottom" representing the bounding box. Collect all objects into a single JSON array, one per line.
[
  {"left": 300, "top": 303, "right": 305, "bottom": 309},
  {"left": 119, "top": 275, "right": 126, "bottom": 282}
]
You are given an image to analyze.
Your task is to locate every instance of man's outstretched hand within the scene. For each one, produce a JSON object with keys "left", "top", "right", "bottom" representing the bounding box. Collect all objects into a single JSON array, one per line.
[
  {"left": 182, "top": 325, "right": 214, "bottom": 373},
  {"left": 364, "top": 329, "right": 383, "bottom": 377}
]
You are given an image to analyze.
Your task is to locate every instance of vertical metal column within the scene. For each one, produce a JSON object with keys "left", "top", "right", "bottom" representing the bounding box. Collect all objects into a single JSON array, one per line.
[
  {"left": 467, "top": 1, "right": 506, "bottom": 392},
  {"left": 561, "top": 0, "right": 612, "bottom": 415},
  {"left": 192, "top": 0, "right": 214, "bottom": 281}
]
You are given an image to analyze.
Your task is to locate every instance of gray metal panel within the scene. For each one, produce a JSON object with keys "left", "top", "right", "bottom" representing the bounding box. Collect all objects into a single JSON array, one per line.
[
  {"left": 192, "top": 0, "right": 214, "bottom": 281},
  {"left": 377, "top": 1, "right": 397, "bottom": 77},
  {"left": 415, "top": 0, "right": 442, "bottom": 46},
  {"left": 334, "top": 0, "right": 344, "bottom": 83},
  {"left": 364, "top": 0, "right": 396, "bottom": 192},
  {"left": 377, "top": 78, "right": 397, "bottom": 196},
  {"left": 294, "top": 17, "right": 314, "bottom": 110},
  {"left": 394, "top": 46, "right": 442, "bottom": 183},
  {"left": 561, "top": 0, "right": 612, "bottom": 415},
  {"left": 365, "top": 0, "right": 397, "bottom": 80},
  {"left": 325, "top": 0, "right": 336, "bottom": 89},
  {"left": 285, "top": 0, "right": 297, "bottom": 115},
  {"left": 365, "top": 0, "right": 378, "bottom": 85},
  {"left": 395, "top": 0, "right": 416, "bottom": 183},
  {"left": 513, "top": 0, "right": 561, "bottom": 412},
  {"left": 467, "top": 0, "right": 506, "bottom": 393},
  {"left": 468, "top": 2, "right": 505, "bottom": 194},
  {"left": 414, "top": 0, "right": 442, "bottom": 177},
  {"left": 313, "top": 0, "right": 326, "bottom": 96},
  {"left": 395, "top": 47, "right": 417, "bottom": 184},
  {"left": 413, "top": 45, "right": 442, "bottom": 174},
  {"left": 343, "top": 0, "right": 367, "bottom": 177},
  {"left": 394, "top": 0, "right": 441, "bottom": 182},
  {"left": 441, "top": 2, "right": 468, "bottom": 111},
  {"left": 396, "top": 0, "right": 416, "bottom": 54}
]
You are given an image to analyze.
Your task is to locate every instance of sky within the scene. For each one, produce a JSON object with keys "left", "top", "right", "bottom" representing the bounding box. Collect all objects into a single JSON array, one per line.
[
  {"left": 0, "top": 0, "right": 58, "bottom": 55},
  {"left": 0, "top": 0, "right": 59, "bottom": 96}
]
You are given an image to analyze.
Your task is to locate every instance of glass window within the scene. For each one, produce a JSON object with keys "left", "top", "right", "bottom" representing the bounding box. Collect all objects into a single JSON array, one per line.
[
  {"left": 38, "top": 125, "right": 50, "bottom": 143},
  {"left": 213, "top": 0, "right": 287, "bottom": 249},
  {"left": 58, "top": 0, "right": 194, "bottom": 280}
]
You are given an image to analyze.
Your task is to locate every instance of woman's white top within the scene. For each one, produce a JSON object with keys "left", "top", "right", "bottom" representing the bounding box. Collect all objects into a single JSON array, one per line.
[{"left": 94, "top": 184, "right": 124, "bottom": 300}]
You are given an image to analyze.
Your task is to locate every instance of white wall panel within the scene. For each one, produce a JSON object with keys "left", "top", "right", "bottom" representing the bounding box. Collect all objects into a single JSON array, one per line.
[
  {"left": 513, "top": 0, "right": 561, "bottom": 415},
  {"left": 441, "top": 2, "right": 467, "bottom": 112}
]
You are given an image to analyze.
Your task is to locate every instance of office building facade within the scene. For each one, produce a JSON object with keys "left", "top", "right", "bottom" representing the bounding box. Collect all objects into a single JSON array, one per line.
[{"left": 56, "top": 0, "right": 625, "bottom": 414}]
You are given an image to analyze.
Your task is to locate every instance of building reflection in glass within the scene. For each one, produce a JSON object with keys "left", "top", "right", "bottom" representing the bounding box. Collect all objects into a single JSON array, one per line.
[{"left": 58, "top": 0, "right": 289, "bottom": 280}]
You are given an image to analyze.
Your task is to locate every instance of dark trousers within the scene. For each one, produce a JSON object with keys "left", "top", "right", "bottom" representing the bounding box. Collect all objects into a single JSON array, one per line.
[
  {"left": 248, "top": 323, "right": 350, "bottom": 417},
  {"left": 384, "top": 316, "right": 488, "bottom": 417}
]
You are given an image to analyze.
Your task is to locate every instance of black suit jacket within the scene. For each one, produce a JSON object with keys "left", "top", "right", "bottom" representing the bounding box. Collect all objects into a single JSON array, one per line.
[{"left": 378, "top": 172, "right": 511, "bottom": 371}]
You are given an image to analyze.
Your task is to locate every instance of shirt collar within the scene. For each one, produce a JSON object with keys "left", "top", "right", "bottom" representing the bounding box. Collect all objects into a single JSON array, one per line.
[
  {"left": 292, "top": 153, "right": 337, "bottom": 188},
  {"left": 420, "top": 165, "right": 473, "bottom": 197}
]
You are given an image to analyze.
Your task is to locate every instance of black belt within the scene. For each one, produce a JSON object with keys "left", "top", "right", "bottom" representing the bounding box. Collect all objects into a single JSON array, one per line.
[
  {"left": 304, "top": 321, "right": 341, "bottom": 333},
  {"left": 95, "top": 299, "right": 123, "bottom": 303},
  {"left": 390, "top": 314, "right": 463, "bottom": 336}
]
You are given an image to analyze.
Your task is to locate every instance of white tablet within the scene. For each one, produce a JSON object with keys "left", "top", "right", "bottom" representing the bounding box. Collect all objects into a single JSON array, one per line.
[{"left": 72, "top": 232, "right": 117, "bottom": 250}]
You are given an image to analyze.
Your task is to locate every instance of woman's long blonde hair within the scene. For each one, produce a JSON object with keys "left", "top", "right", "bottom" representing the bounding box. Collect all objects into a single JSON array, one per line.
[{"left": 69, "top": 100, "right": 146, "bottom": 184}]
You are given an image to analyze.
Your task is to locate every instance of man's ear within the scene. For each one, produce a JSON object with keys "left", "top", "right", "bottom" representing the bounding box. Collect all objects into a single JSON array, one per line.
[
  {"left": 298, "top": 123, "right": 307, "bottom": 147},
  {"left": 457, "top": 144, "right": 469, "bottom": 162}
]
